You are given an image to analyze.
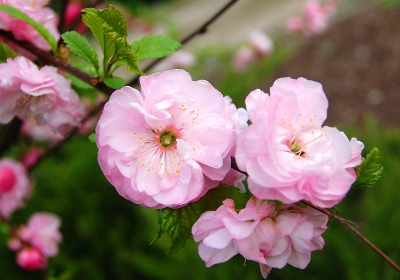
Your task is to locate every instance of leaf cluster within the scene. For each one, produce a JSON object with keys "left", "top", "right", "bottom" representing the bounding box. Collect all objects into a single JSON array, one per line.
[
  {"left": 153, "top": 185, "right": 250, "bottom": 255},
  {"left": 352, "top": 147, "right": 383, "bottom": 189}
]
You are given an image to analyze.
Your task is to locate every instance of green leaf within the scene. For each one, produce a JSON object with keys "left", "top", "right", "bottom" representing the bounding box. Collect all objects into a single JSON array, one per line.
[
  {"left": 0, "top": 4, "right": 58, "bottom": 53},
  {"left": 82, "top": 7, "right": 115, "bottom": 73},
  {"left": 115, "top": 45, "right": 144, "bottom": 75},
  {"left": 153, "top": 185, "right": 250, "bottom": 255},
  {"left": 131, "top": 35, "right": 181, "bottom": 60},
  {"left": 0, "top": 42, "right": 18, "bottom": 62},
  {"left": 82, "top": 5, "right": 144, "bottom": 76},
  {"left": 66, "top": 73, "right": 94, "bottom": 90},
  {"left": 103, "top": 77, "right": 125, "bottom": 89},
  {"left": 61, "top": 31, "right": 99, "bottom": 72},
  {"left": 88, "top": 133, "right": 96, "bottom": 143},
  {"left": 157, "top": 202, "right": 202, "bottom": 255},
  {"left": 199, "top": 185, "right": 250, "bottom": 211},
  {"left": 352, "top": 148, "right": 383, "bottom": 189}
]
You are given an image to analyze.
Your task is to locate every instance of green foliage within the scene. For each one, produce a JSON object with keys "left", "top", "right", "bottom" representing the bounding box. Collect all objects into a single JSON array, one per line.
[
  {"left": 381, "top": 0, "right": 400, "bottom": 8},
  {"left": 153, "top": 185, "right": 250, "bottom": 255},
  {"left": 61, "top": 31, "right": 100, "bottom": 74},
  {"left": 131, "top": 34, "right": 181, "bottom": 60},
  {"left": 88, "top": 133, "right": 96, "bottom": 143},
  {"left": 103, "top": 77, "right": 126, "bottom": 89},
  {"left": 0, "top": 4, "right": 57, "bottom": 53},
  {"left": 352, "top": 148, "right": 383, "bottom": 189},
  {"left": 198, "top": 185, "right": 250, "bottom": 211},
  {"left": 82, "top": 5, "right": 144, "bottom": 76},
  {"left": 155, "top": 202, "right": 202, "bottom": 255},
  {"left": 0, "top": 42, "right": 18, "bottom": 62},
  {"left": 66, "top": 63, "right": 97, "bottom": 98},
  {"left": 82, "top": 7, "right": 115, "bottom": 73}
]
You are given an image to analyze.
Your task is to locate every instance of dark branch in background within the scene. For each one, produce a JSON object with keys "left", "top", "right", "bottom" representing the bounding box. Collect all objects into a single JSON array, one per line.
[
  {"left": 0, "top": 118, "right": 22, "bottom": 157},
  {"left": 127, "top": 0, "right": 240, "bottom": 86},
  {"left": 0, "top": 30, "right": 114, "bottom": 96},
  {"left": 302, "top": 201, "right": 400, "bottom": 273},
  {"left": 57, "top": 0, "right": 69, "bottom": 35}
]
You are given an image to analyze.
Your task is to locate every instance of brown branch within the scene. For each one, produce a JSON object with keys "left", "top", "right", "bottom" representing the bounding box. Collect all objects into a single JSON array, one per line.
[
  {"left": 127, "top": 0, "right": 240, "bottom": 86},
  {"left": 0, "top": 30, "right": 114, "bottom": 96},
  {"left": 303, "top": 201, "right": 400, "bottom": 273}
]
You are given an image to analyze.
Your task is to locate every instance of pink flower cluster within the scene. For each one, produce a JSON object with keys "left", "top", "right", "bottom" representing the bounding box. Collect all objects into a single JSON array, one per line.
[
  {"left": 236, "top": 77, "right": 363, "bottom": 208},
  {"left": 286, "top": 0, "right": 338, "bottom": 36},
  {"left": 0, "top": 56, "right": 85, "bottom": 135},
  {"left": 0, "top": 158, "right": 31, "bottom": 218},
  {"left": 234, "top": 30, "right": 274, "bottom": 72},
  {"left": 0, "top": 0, "right": 60, "bottom": 51},
  {"left": 192, "top": 197, "right": 328, "bottom": 278},
  {"left": 96, "top": 69, "right": 247, "bottom": 208},
  {"left": 8, "top": 212, "right": 62, "bottom": 271}
]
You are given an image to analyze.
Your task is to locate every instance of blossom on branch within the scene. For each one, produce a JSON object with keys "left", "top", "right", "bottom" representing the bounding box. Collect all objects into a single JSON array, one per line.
[
  {"left": 9, "top": 212, "right": 62, "bottom": 270},
  {"left": 192, "top": 197, "right": 328, "bottom": 278},
  {"left": 235, "top": 77, "right": 363, "bottom": 208},
  {"left": 0, "top": 158, "right": 31, "bottom": 217},
  {"left": 286, "top": 0, "right": 338, "bottom": 36},
  {"left": 96, "top": 70, "right": 242, "bottom": 208},
  {"left": 0, "top": 56, "right": 85, "bottom": 135},
  {"left": 233, "top": 30, "right": 274, "bottom": 72},
  {"left": 0, "top": 0, "right": 60, "bottom": 51}
]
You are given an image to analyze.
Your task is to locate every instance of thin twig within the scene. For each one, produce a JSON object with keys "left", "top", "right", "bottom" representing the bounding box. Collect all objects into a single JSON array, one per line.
[
  {"left": 0, "top": 30, "right": 114, "bottom": 96},
  {"left": 127, "top": 0, "right": 240, "bottom": 86},
  {"left": 303, "top": 201, "right": 400, "bottom": 273}
]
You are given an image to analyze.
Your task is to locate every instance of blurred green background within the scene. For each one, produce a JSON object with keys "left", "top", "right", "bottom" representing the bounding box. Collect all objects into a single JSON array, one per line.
[{"left": 1, "top": 0, "right": 400, "bottom": 279}]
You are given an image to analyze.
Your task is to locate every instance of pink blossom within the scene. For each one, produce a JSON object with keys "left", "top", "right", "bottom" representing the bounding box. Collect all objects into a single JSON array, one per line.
[
  {"left": 96, "top": 69, "right": 236, "bottom": 208},
  {"left": 64, "top": 2, "right": 87, "bottom": 34},
  {"left": 0, "top": 0, "right": 59, "bottom": 51},
  {"left": 248, "top": 30, "right": 274, "bottom": 56},
  {"left": 18, "top": 212, "right": 62, "bottom": 257},
  {"left": 233, "top": 31, "right": 274, "bottom": 72},
  {"left": 0, "top": 56, "right": 85, "bottom": 135},
  {"left": 17, "top": 248, "right": 47, "bottom": 271},
  {"left": 21, "top": 122, "right": 65, "bottom": 145},
  {"left": 20, "top": 146, "right": 44, "bottom": 169},
  {"left": 286, "top": 0, "right": 337, "bottom": 36},
  {"left": 192, "top": 197, "right": 328, "bottom": 278},
  {"left": 233, "top": 46, "right": 256, "bottom": 72},
  {"left": 157, "top": 50, "right": 196, "bottom": 71},
  {"left": 235, "top": 77, "right": 363, "bottom": 208},
  {"left": 262, "top": 204, "right": 328, "bottom": 272},
  {"left": 0, "top": 158, "right": 31, "bottom": 217}
]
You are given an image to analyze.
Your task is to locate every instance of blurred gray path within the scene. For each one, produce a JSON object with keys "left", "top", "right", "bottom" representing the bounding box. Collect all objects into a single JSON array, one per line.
[{"left": 155, "top": 0, "right": 379, "bottom": 47}]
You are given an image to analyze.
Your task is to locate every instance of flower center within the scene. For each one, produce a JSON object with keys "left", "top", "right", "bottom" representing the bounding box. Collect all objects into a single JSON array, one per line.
[{"left": 158, "top": 130, "right": 178, "bottom": 149}]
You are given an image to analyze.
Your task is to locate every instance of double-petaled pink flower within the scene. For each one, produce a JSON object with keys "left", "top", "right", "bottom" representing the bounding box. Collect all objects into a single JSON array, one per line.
[
  {"left": 9, "top": 212, "right": 62, "bottom": 271},
  {"left": 0, "top": 158, "right": 31, "bottom": 217},
  {"left": 0, "top": 56, "right": 85, "bottom": 135},
  {"left": 192, "top": 197, "right": 328, "bottom": 278},
  {"left": 96, "top": 69, "right": 242, "bottom": 208},
  {"left": 235, "top": 77, "right": 363, "bottom": 208},
  {"left": 286, "top": 0, "right": 338, "bottom": 36},
  {"left": 0, "top": 0, "right": 59, "bottom": 51}
]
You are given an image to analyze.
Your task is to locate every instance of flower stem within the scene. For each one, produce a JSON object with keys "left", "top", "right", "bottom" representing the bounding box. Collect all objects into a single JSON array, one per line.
[
  {"left": 302, "top": 200, "right": 400, "bottom": 273},
  {"left": 127, "top": 0, "right": 241, "bottom": 86}
]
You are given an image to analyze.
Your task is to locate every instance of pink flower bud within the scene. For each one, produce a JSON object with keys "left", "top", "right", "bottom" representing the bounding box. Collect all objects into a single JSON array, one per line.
[
  {"left": 0, "top": 159, "right": 32, "bottom": 217},
  {"left": 17, "top": 248, "right": 47, "bottom": 271},
  {"left": 20, "top": 147, "right": 44, "bottom": 169},
  {"left": 0, "top": 165, "right": 17, "bottom": 193}
]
